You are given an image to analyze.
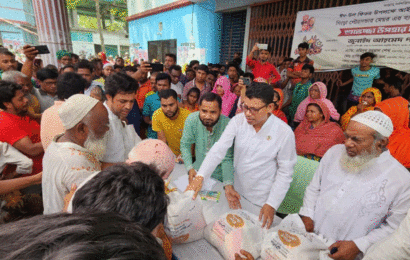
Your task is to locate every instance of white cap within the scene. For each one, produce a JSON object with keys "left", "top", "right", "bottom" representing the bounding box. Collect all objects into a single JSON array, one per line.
[
  {"left": 103, "top": 63, "right": 114, "bottom": 69},
  {"left": 58, "top": 94, "right": 99, "bottom": 130},
  {"left": 351, "top": 110, "right": 393, "bottom": 137}
]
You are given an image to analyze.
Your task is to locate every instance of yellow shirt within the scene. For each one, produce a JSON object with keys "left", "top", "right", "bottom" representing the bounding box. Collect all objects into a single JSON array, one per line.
[{"left": 152, "top": 108, "right": 190, "bottom": 156}]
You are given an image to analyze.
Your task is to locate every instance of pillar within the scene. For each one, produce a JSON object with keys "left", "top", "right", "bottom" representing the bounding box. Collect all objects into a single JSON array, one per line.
[{"left": 32, "top": 0, "right": 72, "bottom": 66}]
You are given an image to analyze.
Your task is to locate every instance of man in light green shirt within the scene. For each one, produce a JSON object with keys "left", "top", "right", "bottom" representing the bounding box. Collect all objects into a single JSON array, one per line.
[{"left": 181, "top": 92, "right": 236, "bottom": 206}]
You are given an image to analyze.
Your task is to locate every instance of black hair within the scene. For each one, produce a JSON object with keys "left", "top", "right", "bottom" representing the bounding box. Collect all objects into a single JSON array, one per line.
[
  {"left": 0, "top": 81, "right": 22, "bottom": 110},
  {"left": 122, "top": 66, "right": 137, "bottom": 73},
  {"left": 384, "top": 76, "right": 403, "bottom": 92},
  {"left": 91, "top": 58, "right": 103, "bottom": 67},
  {"left": 213, "top": 64, "right": 222, "bottom": 69},
  {"left": 273, "top": 89, "right": 281, "bottom": 102},
  {"left": 307, "top": 102, "right": 324, "bottom": 115},
  {"left": 158, "top": 89, "right": 178, "bottom": 101},
  {"left": 403, "top": 86, "right": 410, "bottom": 101},
  {"left": 36, "top": 68, "right": 59, "bottom": 81},
  {"left": 71, "top": 53, "right": 79, "bottom": 60},
  {"left": 360, "top": 52, "right": 376, "bottom": 60},
  {"left": 57, "top": 72, "right": 87, "bottom": 100},
  {"left": 189, "top": 60, "right": 200, "bottom": 68},
  {"left": 44, "top": 64, "right": 58, "bottom": 74},
  {"left": 227, "top": 62, "right": 244, "bottom": 77},
  {"left": 61, "top": 64, "right": 75, "bottom": 71},
  {"left": 197, "top": 64, "right": 209, "bottom": 74},
  {"left": 0, "top": 47, "right": 14, "bottom": 57},
  {"left": 207, "top": 70, "right": 218, "bottom": 79},
  {"left": 186, "top": 68, "right": 195, "bottom": 74},
  {"left": 298, "top": 42, "right": 310, "bottom": 50},
  {"left": 169, "top": 65, "right": 182, "bottom": 73},
  {"left": 165, "top": 53, "right": 177, "bottom": 62},
  {"left": 116, "top": 57, "right": 124, "bottom": 61},
  {"left": 302, "top": 64, "right": 315, "bottom": 74},
  {"left": 187, "top": 87, "right": 200, "bottom": 99},
  {"left": 284, "top": 58, "right": 294, "bottom": 62},
  {"left": 72, "top": 163, "right": 169, "bottom": 232},
  {"left": 243, "top": 72, "right": 255, "bottom": 81},
  {"left": 199, "top": 92, "right": 222, "bottom": 110},
  {"left": 114, "top": 64, "right": 124, "bottom": 70},
  {"left": 0, "top": 212, "right": 166, "bottom": 260},
  {"left": 105, "top": 72, "right": 138, "bottom": 97},
  {"left": 75, "top": 60, "right": 94, "bottom": 73},
  {"left": 245, "top": 82, "right": 274, "bottom": 105},
  {"left": 156, "top": 73, "right": 172, "bottom": 85}
]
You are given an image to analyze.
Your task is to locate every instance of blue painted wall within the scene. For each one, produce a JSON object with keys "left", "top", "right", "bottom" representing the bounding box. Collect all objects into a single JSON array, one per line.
[{"left": 128, "top": 0, "right": 221, "bottom": 64}]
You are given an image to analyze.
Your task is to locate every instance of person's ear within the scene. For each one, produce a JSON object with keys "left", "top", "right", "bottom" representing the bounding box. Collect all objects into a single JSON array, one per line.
[
  {"left": 76, "top": 121, "right": 89, "bottom": 139},
  {"left": 3, "top": 102, "right": 13, "bottom": 110},
  {"left": 105, "top": 94, "right": 113, "bottom": 102},
  {"left": 376, "top": 138, "right": 388, "bottom": 152}
]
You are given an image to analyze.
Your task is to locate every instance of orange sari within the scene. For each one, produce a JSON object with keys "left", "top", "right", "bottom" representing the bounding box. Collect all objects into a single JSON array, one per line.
[{"left": 273, "top": 88, "right": 288, "bottom": 123}]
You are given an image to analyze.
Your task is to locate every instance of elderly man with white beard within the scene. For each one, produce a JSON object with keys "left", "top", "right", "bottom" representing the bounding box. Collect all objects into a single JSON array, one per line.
[
  {"left": 42, "top": 94, "right": 109, "bottom": 214},
  {"left": 299, "top": 111, "right": 410, "bottom": 260}
]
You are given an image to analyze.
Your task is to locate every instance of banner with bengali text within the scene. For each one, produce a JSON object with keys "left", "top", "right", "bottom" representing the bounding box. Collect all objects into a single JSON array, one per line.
[{"left": 290, "top": 0, "right": 410, "bottom": 73}]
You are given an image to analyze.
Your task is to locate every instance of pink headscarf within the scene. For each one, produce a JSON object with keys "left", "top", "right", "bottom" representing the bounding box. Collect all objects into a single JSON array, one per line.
[
  {"left": 127, "top": 139, "right": 175, "bottom": 180},
  {"left": 294, "top": 82, "right": 340, "bottom": 122},
  {"left": 212, "top": 76, "right": 237, "bottom": 117}
]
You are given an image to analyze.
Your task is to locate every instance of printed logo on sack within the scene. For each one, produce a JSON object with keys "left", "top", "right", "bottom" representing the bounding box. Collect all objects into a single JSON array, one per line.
[
  {"left": 278, "top": 230, "right": 301, "bottom": 248},
  {"left": 226, "top": 214, "right": 245, "bottom": 228}
]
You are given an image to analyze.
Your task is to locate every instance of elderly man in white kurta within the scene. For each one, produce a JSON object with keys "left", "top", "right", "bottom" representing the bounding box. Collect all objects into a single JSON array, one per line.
[
  {"left": 299, "top": 111, "right": 410, "bottom": 260},
  {"left": 42, "top": 95, "right": 110, "bottom": 214},
  {"left": 189, "top": 82, "right": 297, "bottom": 229}
]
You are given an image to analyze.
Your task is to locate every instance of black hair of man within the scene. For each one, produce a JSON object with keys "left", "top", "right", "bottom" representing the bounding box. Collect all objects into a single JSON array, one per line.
[
  {"left": 165, "top": 53, "right": 177, "bottom": 63},
  {"left": 0, "top": 81, "right": 22, "bottom": 110},
  {"left": 71, "top": 53, "right": 79, "bottom": 60},
  {"left": 199, "top": 92, "right": 222, "bottom": 110},
  {"left": 197, "top": 64, "right": 209, "bottom": 74},
  {"left": 384, "top": 76, "right": 403, "bottom": 92},
  {"left": 0, "top": 47, "right": 14, "bottom": 57},
  {"left": 158, "top": 88, "right": 178, "bottom": 101},
  {"left": 74, "top": 59, "right": 94, "bottom": 73},
  {"left": 213, "top": 63, "right": 222, "bottom": 69},
  {"left": 44, "top": 64, "right": 58, "bottom": 74},
  {"left": 122, "top": 65, "right": 137, "bottom": 73},
  {"left": 116, "top": 57, "right": 124, "bottom": 61},
  {"left": 36, "top": 68, "right": 59, "bottom": 81},
  {"left": 61, "top": 64, "right": 75, "bottom": 71},
  {"left": 169, "top": 65, "right": 182, "bottom": 73},
  {"left": 284, "top": 57, "right": 294, "bottom": 62},
  {"left": 227, "top": 62, "right": 244, "bottom": 76},
  {"left": 245, "top": 82, "right": 274, "bottom": 106},
  {"left": 0, "top": 212, "right": 166, "bottom": 260},
  {"left": 243, "top": 72, "right": 255, "bottom": 81},
  {"left": 208, "top": 70, "right": 218, "bottom": 79},
  {"left": 72, "top": 163, "right": 169, "bottom": 232},
  {"left": 57, "top": 72, "right": 87, "bottom": 100},
  {"left": 156, "top": 73, "right": 172, "bottom": 85},
  {"left": 114, "top": 64, "right": 124, "bottom": 70},
  {"left": 298, "top": 42, "right": 310, "bottom": 50},
  {"left": 189, "top": 60, "right": 199, "bottom": 68},
  {"left": 105, "top": 72, "right": 139, "bottom": 97},
  {"left": 91, "top": 58, "right": 103, "bottom": 67},
  {"left": 185, "top": 68, "right": 195, "bottom": 74},
  {"left": 403, "top": 86, "right": 410, "bottom": 101},
  {"left": 187, "top": 87, "right": 200, "bottom": 99},
  {"left": 302, "top": 64, "right": 315, "bottom": 74},
  {"left": 360, "top": 52, "right": 376, "bottom": 60}
]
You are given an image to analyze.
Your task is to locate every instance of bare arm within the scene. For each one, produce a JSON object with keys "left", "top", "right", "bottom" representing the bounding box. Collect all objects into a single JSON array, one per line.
[
  {"left": 157, "top": 130, "right": 167, "bottom": 145},
  {"left": 143, "top": 116, "right": 152, "bottom": 125},
  {"left": 21, "top": 45, "right": 38, "bottom": 78},
  {"left": 0, "top": 172, "right": 42, "bottom": 195},
  {"left": 13, "top": 137, "right": 44, "bottom": 157},
  {"left": 338, "top": 78, "right": 354, "bottom": 87},
  {"left": 247, "top": 43, "right": 259, "bottom": 61}
]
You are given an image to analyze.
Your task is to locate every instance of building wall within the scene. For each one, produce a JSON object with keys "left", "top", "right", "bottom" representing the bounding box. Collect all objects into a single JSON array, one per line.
[
  {"left": 127, "top": 0, "right": 176, "bottom": 16},
  {"left": 128, "top": 0, "right": 221, "bottom": 65}
]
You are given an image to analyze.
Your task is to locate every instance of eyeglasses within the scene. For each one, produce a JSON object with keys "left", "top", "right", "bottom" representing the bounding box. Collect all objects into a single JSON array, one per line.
[{"left": 243, "top": 104, "right": 267, "bottom": 114}]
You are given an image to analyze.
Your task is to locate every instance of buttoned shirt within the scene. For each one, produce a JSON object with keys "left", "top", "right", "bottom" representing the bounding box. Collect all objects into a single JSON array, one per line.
[
  {"left": 182, "top": 79, "right": 212, "bottom": 101},
  {"left": 246, "top": 57, "right": 281, "bottom": 84},
  {"left": 33, "top": 88, "right": 59, "bottom": 112}
]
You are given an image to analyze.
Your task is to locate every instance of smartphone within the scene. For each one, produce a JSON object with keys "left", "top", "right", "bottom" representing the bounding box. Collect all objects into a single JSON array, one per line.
[
  {"left": 33, "top": 45, "right": 50, "bottom": 54},
  {"left": 242, "top": 77, "right": 251, "bottom": 86},
  {"left": 257, "top": 43, "right": 268, "bottom": 50},
  {"left": 149, "top": 63, "right": 164, "bottom": 72}
]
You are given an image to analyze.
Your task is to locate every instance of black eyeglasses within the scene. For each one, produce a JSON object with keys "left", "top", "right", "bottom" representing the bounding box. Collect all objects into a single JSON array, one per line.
[{"left": 243, "top": 104, "right": 267, "bottom": 114}]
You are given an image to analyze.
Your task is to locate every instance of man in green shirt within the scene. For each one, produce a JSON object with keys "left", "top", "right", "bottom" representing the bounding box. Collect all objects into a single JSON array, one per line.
[{"left": 181, "top": 92, "right": 236, "bottom": 207}]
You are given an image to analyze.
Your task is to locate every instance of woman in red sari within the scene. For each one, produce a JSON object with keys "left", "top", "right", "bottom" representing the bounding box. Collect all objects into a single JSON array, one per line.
[{"left": 272, "top": 88, "right": 288, "bottom": 123}]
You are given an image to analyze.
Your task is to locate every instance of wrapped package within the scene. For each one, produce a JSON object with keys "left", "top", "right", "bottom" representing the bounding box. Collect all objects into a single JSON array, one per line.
[
  {"left": 261, "top": 214, "right": 333, "bottom": 260},
  {"left": 164, "top": 183, "right": 207, "bottom": 244},
  {"left": 204, "top": 210, "right": 263, "bottom": 260}
]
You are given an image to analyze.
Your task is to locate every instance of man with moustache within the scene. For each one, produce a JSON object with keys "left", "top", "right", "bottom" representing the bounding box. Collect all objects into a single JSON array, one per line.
[
  {"left": 299, "top": 111, "right": 410, "bottom": 260},
  {"left": 42, "top": 94, "right": 110, "bottom": 214},
  {"left": 152, "top": 89, "right": 190, "bottom": 156},
  {"left": 180, "top": 92, "right": 235, "bottom": 207}
]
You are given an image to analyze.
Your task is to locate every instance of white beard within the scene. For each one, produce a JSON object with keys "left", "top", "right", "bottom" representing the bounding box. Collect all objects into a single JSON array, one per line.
[
  {"left": 84, "top": 130, "right": 108, "bottom": 161},
  {"left": 340, "top": 144, "right": 379, "bottom": 174}
]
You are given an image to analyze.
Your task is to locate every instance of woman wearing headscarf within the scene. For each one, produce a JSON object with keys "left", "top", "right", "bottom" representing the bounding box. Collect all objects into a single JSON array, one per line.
[
  {"left": 375, "top": 97, "right": 410, "bottom": 169},
  {"left": 294, "top": 82, "right": 340, "bottom": 123},
  {"left": 273, "top": 88, "right": 288, "bottom": 123},
  {"left": 294, "top": 100, "right": 345, "bottom": 161},
  {"left": 340, "top": 87, "right": 382, "bottom": 131},
  {"left": 212, "top": 76, "right": 237, "bottom": 117}
]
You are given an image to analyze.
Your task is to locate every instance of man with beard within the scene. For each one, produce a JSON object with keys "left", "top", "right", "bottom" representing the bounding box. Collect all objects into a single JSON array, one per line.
[
  {"left": 299, "top": 111, "right": 410, "bottom": 260},
  {"left": 0, "top": 81, "right": 44, "bottom": 175},
  {"left": 42, "top": 94, "right": 109, "bottom": 214},
  {"left": 180, "top": 92, "right": 235, "bottom": 206},
  {"left": 152, "top": 89, "right": 190, "bottom": 156},
  {"left": 101, "top": 73, "right": 141, "bottom": 169},
  {"left": 188, "top": 83, "right": 297, "bottom": 229}
]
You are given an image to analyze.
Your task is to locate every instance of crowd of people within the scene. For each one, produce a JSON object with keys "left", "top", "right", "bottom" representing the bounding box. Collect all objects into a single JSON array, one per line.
[{"left": 0, "top": 41, "right": 410, "bottom": 260}]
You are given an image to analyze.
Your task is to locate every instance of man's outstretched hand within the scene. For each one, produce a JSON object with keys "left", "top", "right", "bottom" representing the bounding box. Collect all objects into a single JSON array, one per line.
[
  {"left": 185, "top": 175, "right": 204, "bottom": 199},
  {"left": 23, "top": 45, "right": 38, "bottom": 61},
  {"left": 259, "top": 204, "right": 275, "bottom": 229},
  {"left": 225, "top": 185, "right": 241, "bottom": 209}
]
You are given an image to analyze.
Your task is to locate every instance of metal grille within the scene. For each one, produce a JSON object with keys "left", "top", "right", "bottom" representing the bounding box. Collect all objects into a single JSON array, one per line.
[{"left": 220, "top": 10, "right": 247, "bottom": 64}]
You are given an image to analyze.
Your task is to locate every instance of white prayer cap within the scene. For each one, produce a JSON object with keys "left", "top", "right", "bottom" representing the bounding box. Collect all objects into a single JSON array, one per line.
[
  {"left": 58, "top": 94, "right": 99, "bottom": 130},
  {"left": 351, "top": 110, "right": 393, "bottom": 137},
  {"left": 103, "top": 63, "right": 114, "bottom": 69}
]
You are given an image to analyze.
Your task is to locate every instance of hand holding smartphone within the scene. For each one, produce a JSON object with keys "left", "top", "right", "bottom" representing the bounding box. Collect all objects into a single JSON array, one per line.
[{"left": 33, "top": 45, "right": 50, "bottom": 54}]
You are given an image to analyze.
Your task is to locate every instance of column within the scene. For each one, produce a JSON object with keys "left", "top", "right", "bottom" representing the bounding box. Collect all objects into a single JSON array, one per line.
[{"left": 32, "top": 0, "right": 72, "bottom": 66}]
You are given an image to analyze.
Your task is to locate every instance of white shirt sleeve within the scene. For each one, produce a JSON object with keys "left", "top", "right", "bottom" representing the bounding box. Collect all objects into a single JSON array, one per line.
[
  {"left": 266, "top": 131, "right": 297, "bottom": 210},
  {"left": 196, "top": 116, "right": 237, "bottom": 180},
  {"left": 102, "top": 127, "right": 124, "bottom": 163}
]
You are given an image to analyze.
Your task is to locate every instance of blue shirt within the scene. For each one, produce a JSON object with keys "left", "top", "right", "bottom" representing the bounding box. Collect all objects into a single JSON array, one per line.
[
  {"left": 142, "top": 92, "right": 161, "bottom": 139},
  {"left": 351, "top": 66, "right": 380, "bottom": 97}
]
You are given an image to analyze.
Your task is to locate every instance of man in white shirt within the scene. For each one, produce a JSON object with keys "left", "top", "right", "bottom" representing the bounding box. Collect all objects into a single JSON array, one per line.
[
  {"left": 169, "top": 65, "right": 184, "bottom": 98},
  {"left": 299, "top": 111, "right": 410, "bottom": 260},
  {"left": 101, "top": 73, "right": 141, "bottom": 169},
  {"left": 189, "top": 82, "right": 297, "bottom": 229},
  {"left": 42, "top": 94, "right": 110, "bottom": 214}
]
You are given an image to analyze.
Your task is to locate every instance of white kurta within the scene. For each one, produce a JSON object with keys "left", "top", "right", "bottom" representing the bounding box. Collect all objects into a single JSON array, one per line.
[
  {"left": 102, "top": 102, "right": 141, "bottom": 163},
  {"left": 300, "top": 144, "right": 410, "bottom": 258},
  {"left": 0, "top": 141, "right": 32, "bottom": 174},
  {"left": 42, "top": 140, "right": 101, "bottom": 214},
  {"left": 196, "top": 113, "right": 297, "bottom": 209}
]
